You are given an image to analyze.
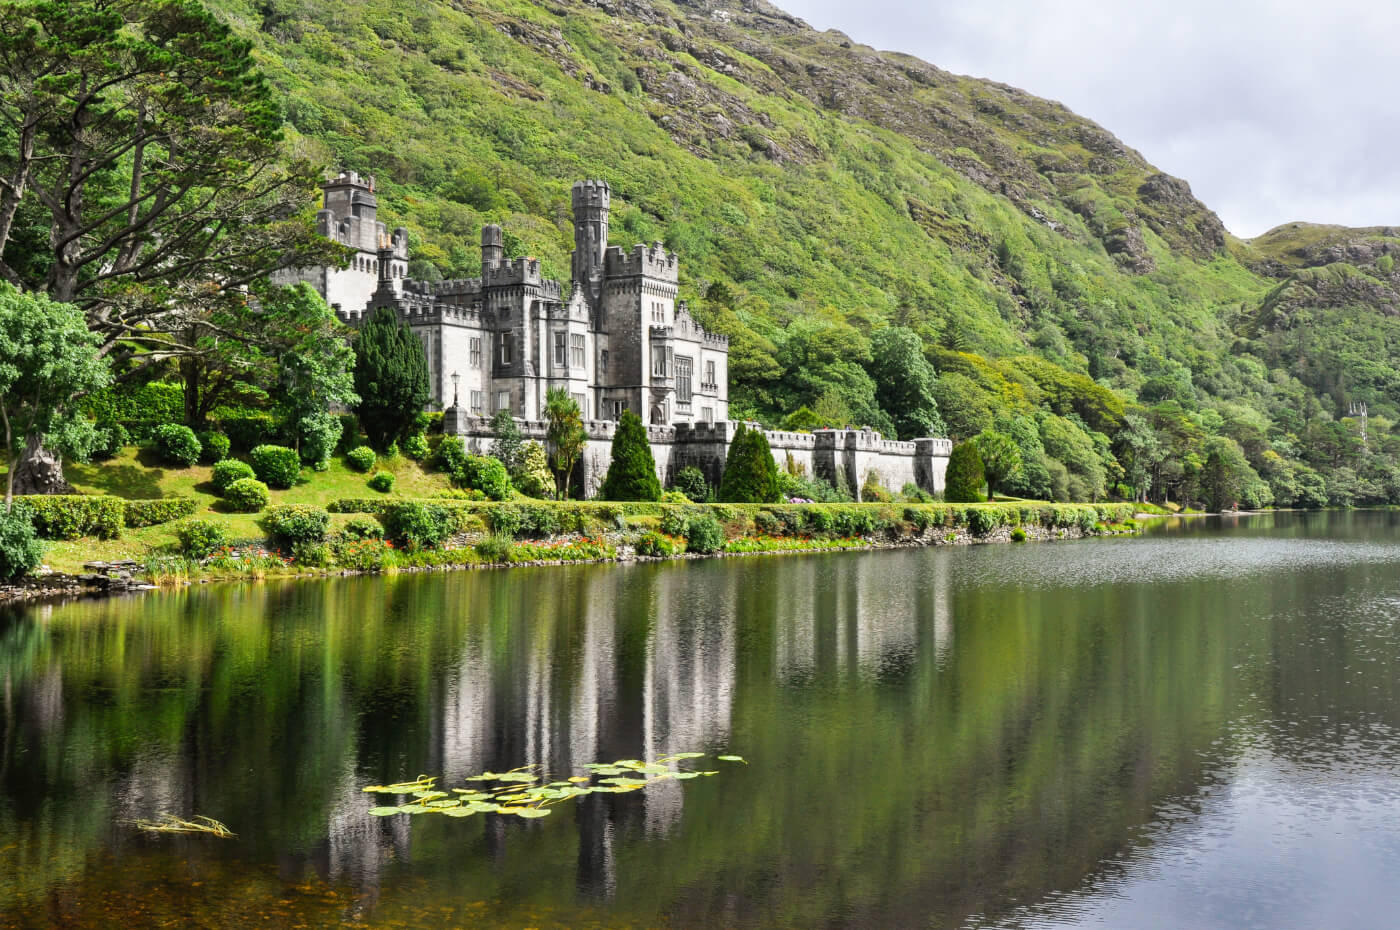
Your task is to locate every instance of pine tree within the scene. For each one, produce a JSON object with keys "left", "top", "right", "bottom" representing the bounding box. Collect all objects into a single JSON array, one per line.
[
  {"left": 353, "top": 305, "right": 430, "bottom": 450},
  {"left": 944, "top": 441, "right": 987, "bottom": 503},
  {"left": 718, "top": 424, "right": 781, "bottom": 503},
  {"left": 598, "top": 410, "right": 661, "bottom": 501}
]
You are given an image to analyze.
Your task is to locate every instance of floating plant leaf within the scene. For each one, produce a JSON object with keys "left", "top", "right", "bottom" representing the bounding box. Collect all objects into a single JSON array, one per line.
[
  {"left": 717, "top": 756, "right": 746, "bottom": 764},
  {"left": 413, "top": 790, "right": 449, "bottom": 801},
  {"left": 567, "top": 776, "right": 591, "bottom": 784},
  {"left": 441, "top": 807, "right": 477, "bottom": 818},
  {"left": 368, "top": 807, "right": 403, "bottom": 817},
  {"left": 673, "top": 772, "right": 701, "bottom": 780},
  {"left": 514, "top": 808, "right": 551, "bottom": 819},
  {"left": 664, "top": 752, "right": 705, "bottom": 760}
]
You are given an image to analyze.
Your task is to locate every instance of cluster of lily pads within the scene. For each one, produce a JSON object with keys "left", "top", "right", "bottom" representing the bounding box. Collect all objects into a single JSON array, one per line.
[{"left": 363, "top": 752, "right": 746, "bottom": 820}]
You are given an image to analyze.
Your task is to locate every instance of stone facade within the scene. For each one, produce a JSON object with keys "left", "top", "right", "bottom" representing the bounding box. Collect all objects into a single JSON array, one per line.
[{"left": 277, "top": 171, "right": 730, "bottom": 427}]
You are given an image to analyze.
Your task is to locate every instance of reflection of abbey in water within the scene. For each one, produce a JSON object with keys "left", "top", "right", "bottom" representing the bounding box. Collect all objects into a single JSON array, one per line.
[{"left": 277, "top": 171, "right": 730, "bottom": 428}]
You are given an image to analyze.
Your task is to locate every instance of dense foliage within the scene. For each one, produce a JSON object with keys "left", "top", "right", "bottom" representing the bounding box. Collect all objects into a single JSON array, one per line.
[
  {"left": 152, "top": 425, "right": 203, "bottom": 468},
  {"left": 212, "top": 460, "right": 257, "bottom": 492},
  {"left": 353, "top": 305, "right": 430, "bottom": 450},
  {"left": 945, "top": 442, "right": 986, "bottom": 504},
  {"left": 598, "top": 411, "right": 661, "bottom": 502},
  {"left": 223, "top": 477, "right": 270, "bottom": 513},
  {"left": 718, "top": 425, "right": 780, "bottom": 504},
  {"left": 0, "top": 506, "right": 42, "bottom": 580},
  {"left": 249, "top": 444, "right": 301, "bottom": 489}
]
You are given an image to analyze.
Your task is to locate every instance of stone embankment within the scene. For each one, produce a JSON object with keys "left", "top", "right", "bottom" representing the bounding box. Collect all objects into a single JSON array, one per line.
[{"left": 0, "top": 561, "right": 155, "bottom": 605}]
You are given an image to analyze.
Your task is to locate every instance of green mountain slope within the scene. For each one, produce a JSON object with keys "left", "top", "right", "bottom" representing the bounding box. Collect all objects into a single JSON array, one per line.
[{"left": 207, "top": 0, "right": 1400, "bottom": 506}]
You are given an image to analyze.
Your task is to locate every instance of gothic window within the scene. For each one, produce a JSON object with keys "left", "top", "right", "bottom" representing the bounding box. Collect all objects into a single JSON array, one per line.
[
  {"left": 499, "top": 332, "right": 513, "bottom": 366},
  {"left": 701, "top": 407, "right": 714, "bottom": 424},
  {"left": 705, "top": 359, "right": 716, "bottom": 386},
  {"left": 651, "top": 346, "right": 668, "bottom": 378},
  {"left": 676, "top": 356, "right": 693, "bottom": 402},
  {"left": 610, "top": 400, "right": 624, "bottom": 421},
  {"left": 600, "top": 350, "right": 609, "bottom": 375},
  {"left": 496, "top": 391, "right": 511, "bottom": 413},
  {"left": 470, "top": 391, "right": 484, "bottom": 416},
  {"left": 554, "top": 331, "right": 567, "bottom": 368},
  {"left": 469, "top": 337, "right": 482, "bottom": 369},
  {"left": 571, "top": 334, "right": 586, "bottom": 368},
  {"left": 572, "top": 393, "right": 587, "bottom": 419}
]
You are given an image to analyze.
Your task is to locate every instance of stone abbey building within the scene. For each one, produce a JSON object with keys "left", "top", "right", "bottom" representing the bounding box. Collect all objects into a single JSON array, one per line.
[{"left": 279, "top": 171, "right": 730, "bottom": 428}]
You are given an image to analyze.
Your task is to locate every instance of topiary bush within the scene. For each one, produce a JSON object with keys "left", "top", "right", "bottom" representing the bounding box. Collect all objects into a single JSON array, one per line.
[
  {"left": 212, "top": 459, "right": 256, "bottom": 492},
  {"left": 381, "top": 501, "right": 456, "bottom": 551},
  {"left": 92, "top": 421, "right": 129, "bottom": 460},
  {"left": 0, "top": 506, "right": 43, "bottom": 581},
  {"left": 346, "top": 445, "right": 376, "bottom": 473},
  {"left": 685, "top": 514, "right": 725, "bottom": 553},
  {"left": 599, "top": 410, "right": 661, "bottom": 501},
  {"left": 944, "top": 441, "right": 986, "bottom": 504},
  {"left": 367, "top": 471, "right": 396, "bottom": 493},
  {"left": 152, "top": 423, "right": 202, "bottom": 467},
  {"left": 249, "top": 444, "right": 300, "bottom": 489},
  {"left": 223, "top": 477, "right": 270, "bottom": 513},
  {"left": 176, "top": 519, "right": 227, "bottom": 559},
  {"left": 198, "top": 430, "right": 231, "bottom": 464},
  {"left": 260, "top": 505, "right": 330, "bottom": 547},
  {"left": 454, "top": 454, "right": 512, "bottom": 501}
]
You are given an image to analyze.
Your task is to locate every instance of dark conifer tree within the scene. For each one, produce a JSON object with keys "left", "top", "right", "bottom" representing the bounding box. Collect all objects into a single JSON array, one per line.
[
  {"left": 944, "top": 440, "right": 987, "bottom": 503},
  {"left": 718, "top": 424, "right": 781, "bottom": 503},
  {"left": 353, "top": 305, "right": 430, "bottom": 450},
  {"left": 598, "top": 410, "right": 661, "bottom": 501}
]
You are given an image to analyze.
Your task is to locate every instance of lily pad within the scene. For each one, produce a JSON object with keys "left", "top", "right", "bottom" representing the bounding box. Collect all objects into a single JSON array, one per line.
[
  {"left": 717, "top": 756, "right": 747, "bottom": 764},
  {"left": 367, "top": 807, "right": 404, "bottom": 816}
]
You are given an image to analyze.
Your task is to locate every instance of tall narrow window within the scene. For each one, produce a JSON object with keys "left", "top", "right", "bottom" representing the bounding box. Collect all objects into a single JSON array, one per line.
[
  {"left": 676, "top": 356, "right": 693, "bottom": 402},
  {"left": 496, "top": 391, "right": 511, "bottom": 413},
  {"left": 469, "top": 337, "right": 482, "bottom": 369},
  {"left": 572, "top": 393, "right": 587, "bottom": 419},
  {"left": 651, "top": 346, "right": 668, "bottom": 377},
  {"left": 705, "top": 360, "right": 716, "bottom": 386},
  {"left": 470, "top": 391, "right": 484, "bottom": 416},
  {"left": 499, "top": 333, "right": 513, "bottom": 366},
  {"left": 600, "top": 350, "right": 609, "bottom": 375},
  {"left": 571, "top": 334, "right": 586, "bottom": 368}
]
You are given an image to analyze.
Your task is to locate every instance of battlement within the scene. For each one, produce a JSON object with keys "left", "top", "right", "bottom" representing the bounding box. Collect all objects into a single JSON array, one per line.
[
  {"left": 571, "top": 179, "right": 611, "bottom": 209},
  {"left": 763, "top": 430, "right": 818, "bottom": 450},
  {"left": 431, "top": 278, "right": 484, "bottom": 297},
  {"left": 914, "top": 438, "right": 954, "bottom": 456},
  {"left": 604, "top": 242, "right": 680, "bottom": 282}
]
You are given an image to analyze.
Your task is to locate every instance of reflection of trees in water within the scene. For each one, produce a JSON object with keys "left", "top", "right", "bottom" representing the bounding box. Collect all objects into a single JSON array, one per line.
[{"left": 6, "top": 524, "right": 1398, "bottom": 926}]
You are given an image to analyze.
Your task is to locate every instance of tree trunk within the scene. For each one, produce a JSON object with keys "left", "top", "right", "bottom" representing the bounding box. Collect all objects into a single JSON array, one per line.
[
  {"left": 182, "top": 355, "right": 202, "bottom": 428},
  {"left": 11, "top": 436, "right": 72, "bottom": 496}
]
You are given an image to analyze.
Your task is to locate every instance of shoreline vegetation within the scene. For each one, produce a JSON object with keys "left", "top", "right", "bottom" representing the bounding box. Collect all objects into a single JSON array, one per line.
[{"left": 5, "top": 497, "right": 1140, "bottom": 604}]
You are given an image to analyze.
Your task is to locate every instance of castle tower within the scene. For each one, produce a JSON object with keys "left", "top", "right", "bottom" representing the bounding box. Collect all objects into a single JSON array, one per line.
[
  {"left": 318, "top": 171, "right": 379, "bottom": 253},
  {"left": 571, "top": 180, "right": 611, "bottom": 288},
  {"left": 481, "top": 224, "right": 504, "bottom": 270}
]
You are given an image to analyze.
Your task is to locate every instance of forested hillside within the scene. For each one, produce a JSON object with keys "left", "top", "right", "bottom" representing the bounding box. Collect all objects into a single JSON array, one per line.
[{"left": 208, "top": 0, "right": 1400, "bottom": 507}]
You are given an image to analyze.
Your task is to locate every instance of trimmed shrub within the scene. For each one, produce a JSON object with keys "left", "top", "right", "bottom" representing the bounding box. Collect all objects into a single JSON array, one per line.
[
  {"left": 92, "top": 421, "right": 129, "bottom": 460},
  {"left": 260, "top": 505, "right": 330, "bottom": 547},
  {"left": 673, "top": 465, "right": 711, "bottom": 502},
  {"left": 212, "top": 459, "right": 256, "bottom": 492},
  {"left": 684, "top": 514, "right": 725, "bottom": 554},
  {"left": 341, "top": 516, "right": 383, "bottom": 541},
  {"left": 123, "top": 497, "right": 198, "bottom": 528},
  {"left": 660, "top": 490, "right": 690, "bottom": 504},
  {"left": 944, "top": 441, "right": 986, "bottom": 504},
  {"left": 198, "top": 431, "right": 231, "bottom": 464},
  {"left": 152, "top": 423, "right": 202, "bottom": 467},
  {"left": 0, "top": 507, "right": 43, "bottom": 581},
  {"left": 382, "top": 501, "right": 456, "bottom": 551},
  {"left": 223, "top": 478, "right": 270, "bottom": 513},
  {"left": 249, "top": 444, "right": 300, "bottom": 489},
  {"left": 402, "top": 433, "right": 431, "bottom": 461},
  {"left": 454, "top": 454, "right": 512, "bottom": 501},
  {"left": 21, "top": 495, "right": 124, "bottom": 540},
  {"left": 718, "top": 424, "right": 780, "bottom": 503},
  {"left": 368, "top": 471, "right": 396, "bottom": 493},
  {"left": 1010, "top": 527, "right": 1028, "bottom": 542},
  {"left": 598, "top": 410, "right": 661, "bottom": 502},
  {"left": 176, "top": 519, "right": 227, "bottom": 559},
  {"left": 346, "top": 445, "right": 377, "bottom": 472}
]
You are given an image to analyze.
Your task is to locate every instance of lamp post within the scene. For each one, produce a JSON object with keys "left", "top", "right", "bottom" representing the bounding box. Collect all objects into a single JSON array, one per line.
[{"left": 451, "top": 371, "right": 460, "bottom": 409}]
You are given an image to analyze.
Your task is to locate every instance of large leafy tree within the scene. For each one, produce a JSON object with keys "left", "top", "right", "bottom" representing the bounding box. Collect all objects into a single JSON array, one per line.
[
  {"left": 353, "top": 305, "right": 429, "bottom": 450},
  {"left": 268, "top": 284, "right": 357, "bottom": 469},
  {"left": 943, "top": 441, "right": 985, "bottom": 504},
  {"left": 544, "top": 388, "right": 587, "bottom": 500},
  {"left": 597, "top": 408, "right": 657, "bottom": 502},
  {"left": 0, "top": 283, "right": 108, "bottom": 504},
  {"left": 974, "top": 429, "right": 1023, "bottom": 501},
  {"left": 866, "top": 326, "right": 945, "bottom": 439}
]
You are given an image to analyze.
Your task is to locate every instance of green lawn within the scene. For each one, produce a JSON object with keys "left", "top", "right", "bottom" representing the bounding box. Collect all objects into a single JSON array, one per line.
[{"left": 44, "top": 446, "right": 455, "bottom": 573}]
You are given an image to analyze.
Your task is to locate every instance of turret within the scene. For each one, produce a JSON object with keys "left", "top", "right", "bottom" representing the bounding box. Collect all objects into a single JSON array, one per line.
[
  {"left": 319, "top": 171, "right": 379, "bottom": 252},
  {"left": 571, "top": 180, "right": 611, "bottom": 286},
  {"left": 482, "top": 224, "right": 504, "bottom": 270}
]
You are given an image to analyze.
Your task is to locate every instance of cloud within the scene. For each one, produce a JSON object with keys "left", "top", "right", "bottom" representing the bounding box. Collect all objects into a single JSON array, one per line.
[{"left": 779, "top": 0, "right": 1400, "bottom": 237}]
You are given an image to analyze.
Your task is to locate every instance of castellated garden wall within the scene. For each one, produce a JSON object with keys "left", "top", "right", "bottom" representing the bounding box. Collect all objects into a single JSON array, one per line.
[{"left": 443, "top": 412, "right": 952, "bottom": 501}]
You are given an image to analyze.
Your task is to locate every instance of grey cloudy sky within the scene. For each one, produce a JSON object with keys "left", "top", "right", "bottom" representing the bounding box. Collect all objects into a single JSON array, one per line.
[{"left": 778, "top": 0, "right": 1400, "bottom": 238}]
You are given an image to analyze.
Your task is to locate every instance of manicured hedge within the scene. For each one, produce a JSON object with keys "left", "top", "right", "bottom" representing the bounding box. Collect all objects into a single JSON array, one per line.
[
  {"left": 123, "top": 497, "right": 199, "bottom": 528},
  {"left": 223, "top": 478, "right": 270, "bottom": 513},
  {"left": 260, "top": 505, "right": 330, "bottom": 546},
  {"left": 19, "top": 495, "right": 125, "bottom": 540},
  {"left": 249, "top": 444, "right": 300, "bottom": 489}
]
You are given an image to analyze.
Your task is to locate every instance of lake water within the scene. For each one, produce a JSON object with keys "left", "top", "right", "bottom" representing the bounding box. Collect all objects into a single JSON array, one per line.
[{"left": 4, "top": 511, "right": 1400, "bottom": 928}]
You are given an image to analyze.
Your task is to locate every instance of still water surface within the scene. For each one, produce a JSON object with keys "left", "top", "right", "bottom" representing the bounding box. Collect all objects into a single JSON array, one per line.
[{"left": 3, "top": 511, "right": 1400, "bottom": 928}]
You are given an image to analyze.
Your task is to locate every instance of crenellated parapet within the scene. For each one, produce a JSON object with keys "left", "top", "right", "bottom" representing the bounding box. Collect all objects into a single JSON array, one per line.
[
  {"left": 604, "top": 242, "right": 680, "bottom": 283},
  {"left": 484, "top": 256, "right": 547, "bottom": 287}
]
